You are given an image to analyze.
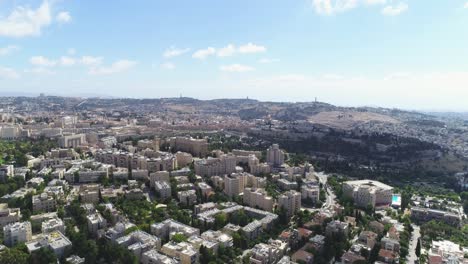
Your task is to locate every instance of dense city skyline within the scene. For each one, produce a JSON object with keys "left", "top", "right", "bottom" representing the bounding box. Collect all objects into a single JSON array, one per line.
[{"left": 1, "top": 0, "right": 468, "bottom": 110}]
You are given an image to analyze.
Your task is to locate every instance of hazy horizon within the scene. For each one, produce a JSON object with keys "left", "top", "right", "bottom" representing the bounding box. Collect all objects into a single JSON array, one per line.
[{"left": 3, "top": 90, "right": 468, "bottom": 113}]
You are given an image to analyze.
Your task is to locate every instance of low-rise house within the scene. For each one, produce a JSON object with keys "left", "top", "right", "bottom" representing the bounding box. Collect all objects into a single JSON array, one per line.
[
  {"left": 141, "top": 249, "right": 178, "bottom": 264},
  {"left": 250, "top": 242, "right": 285, "bottom": 264},
  {"left": 42, "top": 217, "right": 65, "bottom": 234},
  {"left": 358, "top": 230, "right": 378, "bottom": 248},
  {"left": 381, "top": 237, "right": 400, "bottom": 253},
  {"left": 161, "top": 241, "right": 199, "bottom": 264},
  {"left": 325, "top": 220, "right": 349, "bottom": 238},
  {"left": 309, "top": 235, "right": 326, "bottom": 253},
  {"left": 117, "top": 231, "right": 161, "bottom": 260},
  {"left": 291, "top": 249, "right": 314, "bottom": 264},
  {"left": 378, "top": 249, "right": 399, "bottom": 264},
  {"left": 341, "top": 251, "right": 366, "bottom": 264},
  {"left": 26, "top": 231, "right": 72, "bottom": 257},
  {"left": 369, "top": 221, "right": 385, "bottom": 235},
  {"left": 201, "top": 230, "right": 233, "bottom": 247},
  {"left": 428, "top": 240, "right": 467, "bottom": 264},
  {"left": 65, "top": 255, "right": 85, "bottom": 264}
]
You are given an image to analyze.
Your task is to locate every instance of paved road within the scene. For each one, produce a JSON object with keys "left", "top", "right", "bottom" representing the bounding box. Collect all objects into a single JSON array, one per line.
[
  {"left": 407, "top": 224, "right": 421, "bottom": 264},
  {"left": 301, "top": 171, "right": 336, "bottom": 212}
]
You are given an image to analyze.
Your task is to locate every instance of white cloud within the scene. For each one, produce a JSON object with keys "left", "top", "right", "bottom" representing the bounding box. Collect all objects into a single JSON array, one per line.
[
  {"left": 220, "top": 64, "right": 255, "bottom": 73},
  {"left": 312, "top": 0, "right": 394, "bottom": 15},
  {"left": 80, "top": 56, "right": 103, "bottom": 66},
  {"left": 163, "top": 47, "right": 190, "bottom": 58},
  {"left": 0, "top": 45, "right": 19, "bottom": 56},
  {"left": 160, "top": 62, "right": 175, "bottom": 70},
  {"left": 192, "top": 47, "right": 216, "bottom": 59},
  {"left": 0, "top": 0, "right": 52, "bottom": 37},
  {"left": 238, "top": 43, "right": 266, "bottom": 54},
  {"left": 323, "top": 73, "right": 344, "bottom": 80},
  {"left": 30, "top": 56, "right": 56, "bottom": 67},
  {"left": 258, "top": 58, "right": 279, "bottom": 64},
  {"left": 56, "top": 11, "right": 71, "bottom": 24},
  {"left": 464, "top": 2, "right": 468, "bottom": 8},
  {"left": 312, "top": 0, "right": 359, "bottom": 15},
  {"left": 0, "top": 66, "right": 20, "bottom": 79},
  {"left": 381, "top": 3, "right": 408, "bottom": 16},
  {"left": 365, "top": 0, "right": 386, "bottom": 5},
  {"left": 89, "top": 60, "right": 137, "bottom": 75},
  {"left": 60, "top": 56, "right": 76, "bottom": 66},
  {"left": 25, "top": 67, "right": 55, "bottom": 75},
  {"left": 217, "top": 44, "right": 236, "bottom": 57},
  {"left": 383, "top": 72, "right": 411, "bottom": 80}
]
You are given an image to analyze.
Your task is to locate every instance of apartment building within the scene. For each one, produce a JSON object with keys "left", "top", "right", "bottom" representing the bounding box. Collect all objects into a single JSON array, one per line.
[
  {"left": 3, "top": 221, "right": 32, "bottom": 246},
  {"left": 150, "top": 171, "right": 170, "bottom": 187},
  {"left": 277, "top": 178, "right": 298, "bottom": 191},
  {"left": 87, "top": 212, "right": 107, "bottom": 236},
  {"left": 197, "top": 182, "right": 213, "bottom": 197},
  {"left": 169, "top": 137, "right": 208, "bottom": 157},
  {"left": 194, "top": 154, "right": 237, "bottom": 177},
  {"left": 79, "top": 184, "right": 100, "bottom": 204},
  {"left": 0, "top": 164, "right": 14, "bottom": 182},
  {"left": 141, "top": 249, "right": 178, "bottom": 264},
  {"left": 278, "top": 190, "right": 301, "bottom": 216},
  {"left": 250, "top": 242, "right": 285, "bottom": 264},
  {"left": 161, "top": 241, "right": 198, "bottom": 264},
  {"left": 26, "top": 231, "right": 72, "bottom": 257},
  {"left": 201, "top": 230, "right": 233, "bottom": 248},
  {"left": 175, "top": 152, "right": 193, "bottom": 168},
  {"left": 0, "top": 204, "right": 21, "bottom": 227},
  {"left": 343, "top": 180, "right": 393, "bottom": 208},
  {"left": 243, "top": 188, "right": 274, "bottom": 212},
  {"left": 301, "top": 181, "right": 320, "bottom": 204},
  {"left": 58, "top": 134, "right": 87, "bottom": 148},
  {"left": 266, "top": 144, "right": 285, "bottom": 167},
  {"left": 116, "top": 231, "right": 161, "bottom": 260},
  {"left": 151, "top": 219, "right": 200, "bottom": 240},
  {"left": 32, "top": 193, "right": 56, "bottom": 213},
  {"left": 178, "top": 190, "right": 197, "bottom": 206},
  {"left": 410, "top": 207, "right": 462, "bottom": 227},
  {"left": 42, "top": 217, "right": 65, "bottom": 234},
  {"left": 154, "top": 181, "right": 172, "bottom": 199},
  {"left": 224, "top": 173, "right": 245, "bottom": 197},
  {"left": 248, "top": 155, "right": 271, "bottom": 176}
]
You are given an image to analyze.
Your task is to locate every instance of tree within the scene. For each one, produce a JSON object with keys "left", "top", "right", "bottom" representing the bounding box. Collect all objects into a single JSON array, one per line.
[
  {"left": 214, "top": 212, "right": 227, "bottom": 229},
  {"left": 415, "top": 238, "right": 421, "bottom": 258},
  {"left": 30, "top": 247, "right": 57, "bottom": 264},
  {"left": 0, "top": 248, "right": 29, "bottom": 264},
  {"left": 171, "top": 233, "right": 188, "bottom": 243},
  {"left": 199, "top": 245, "right": 215, "bottom": 264},
  {"left": 83, "top": 240, "right": 98, "bottom": 263}
]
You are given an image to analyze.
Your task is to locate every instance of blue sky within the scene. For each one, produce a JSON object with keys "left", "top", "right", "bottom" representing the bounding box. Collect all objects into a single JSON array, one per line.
[{"left": 1, "top": 0, "right": 468, "bottom": 110}]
